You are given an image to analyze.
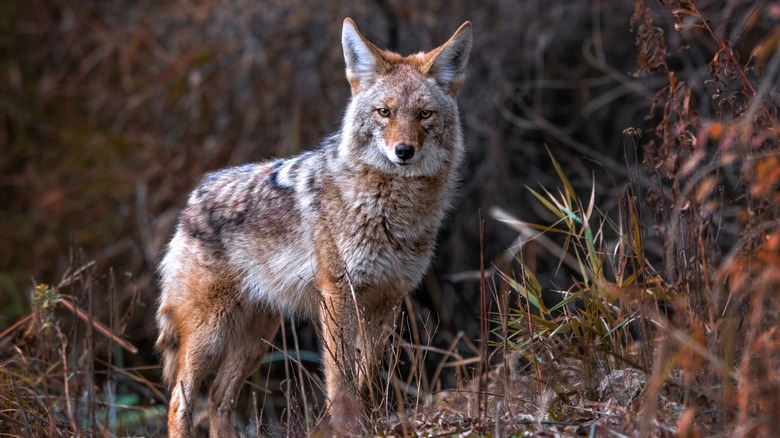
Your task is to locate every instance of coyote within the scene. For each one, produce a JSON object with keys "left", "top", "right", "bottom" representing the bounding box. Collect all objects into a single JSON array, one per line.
[{"left": 156, "top": 17, "right": 472, "bottom": 436}]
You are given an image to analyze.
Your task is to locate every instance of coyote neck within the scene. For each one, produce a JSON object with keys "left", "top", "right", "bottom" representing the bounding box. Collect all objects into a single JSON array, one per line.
[
  {"left": 315, "top": 159, "right": 450, "bottom": 289},
  {"left": 332, "top": 160, "right": 449, "bottom": 222}
]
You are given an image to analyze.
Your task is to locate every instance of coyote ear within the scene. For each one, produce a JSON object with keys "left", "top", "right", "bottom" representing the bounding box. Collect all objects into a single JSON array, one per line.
[
  {"left": 427, "top": 22, "right": 472, "bottom": 95},
  {"left": 342, "top": 18, "right": 384, "bottom": 93}
]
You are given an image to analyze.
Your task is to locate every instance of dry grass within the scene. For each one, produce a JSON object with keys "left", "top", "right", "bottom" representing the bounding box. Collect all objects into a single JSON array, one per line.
[{"left": 1, "top": 0, "right": 778, "bottom": 436}]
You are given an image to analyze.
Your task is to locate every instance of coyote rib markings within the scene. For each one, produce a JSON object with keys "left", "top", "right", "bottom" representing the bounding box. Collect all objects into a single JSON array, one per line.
[{"left": 156, "top": 17, "right": 472, "bottom": 437}]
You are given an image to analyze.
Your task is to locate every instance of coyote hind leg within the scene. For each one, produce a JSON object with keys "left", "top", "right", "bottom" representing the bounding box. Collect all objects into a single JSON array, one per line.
[
  {"left": 208, "top": 307, "right": 281, "bottom": 437},
  {"left": 165, "top": 332, "right": 219, "bottom": 438},
  {"left": 160, "top": 270, "right": 246, "bottom": 437}
]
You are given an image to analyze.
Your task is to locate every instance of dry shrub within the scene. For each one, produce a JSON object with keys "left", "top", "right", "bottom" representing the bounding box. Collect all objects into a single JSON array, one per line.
[
  {"left": 633, "top": 1, "right": 779, "bottom": 433},
  {"left": 479, "top": 1, "right": 779, "bottom": 436}
]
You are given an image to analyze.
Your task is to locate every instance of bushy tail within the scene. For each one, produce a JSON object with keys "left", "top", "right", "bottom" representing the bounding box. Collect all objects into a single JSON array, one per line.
[{"left": 155, "top": 306, "right": 180, "bottom": 390}]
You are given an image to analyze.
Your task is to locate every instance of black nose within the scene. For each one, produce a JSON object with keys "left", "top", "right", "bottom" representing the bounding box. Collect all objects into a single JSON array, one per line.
[{"left": 394, "top": 144, "right": 415, "bottom": 161}]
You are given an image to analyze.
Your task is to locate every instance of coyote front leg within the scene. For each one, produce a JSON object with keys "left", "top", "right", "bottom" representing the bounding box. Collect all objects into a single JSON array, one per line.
[
  {"left": 317, "top": 269, "right": 402, "bottom": 429},
  {"left": 317, "top": 271, "right": 361, "bottom": 429},
  {"left": 355, "top": 296, "right": 400, "bottom": 409}
]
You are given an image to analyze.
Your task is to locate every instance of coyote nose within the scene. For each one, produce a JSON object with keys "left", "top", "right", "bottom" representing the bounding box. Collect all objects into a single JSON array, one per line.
[{"left": 394, "top": 144, "right": 415, "bottom": 161}]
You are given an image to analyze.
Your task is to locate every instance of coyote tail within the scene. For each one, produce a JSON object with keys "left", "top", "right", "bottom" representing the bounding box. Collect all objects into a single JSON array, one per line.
[{"left": 155, "top": 308, "right": 179, "bottom": 390}]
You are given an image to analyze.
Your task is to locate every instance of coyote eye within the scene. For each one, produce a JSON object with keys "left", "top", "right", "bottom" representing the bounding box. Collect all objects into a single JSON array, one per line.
[
  {"left": 376, "top": 108, "right": 391, "bottom": 118},
  {"left": 419, "top": 110, "right": 433, "bottom": 119}
]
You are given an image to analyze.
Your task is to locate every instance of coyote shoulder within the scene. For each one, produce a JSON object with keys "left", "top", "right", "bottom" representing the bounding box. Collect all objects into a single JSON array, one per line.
[{"left": 156, "top": 17, "right": 472, "bottom": 436}]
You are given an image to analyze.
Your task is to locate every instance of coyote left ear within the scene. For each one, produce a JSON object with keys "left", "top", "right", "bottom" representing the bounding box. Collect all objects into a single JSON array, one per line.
[
  {"left": 342, "top": 18, "right": 387, "bottom": 93},
  {"left": 426, "top": 22, "right": 473, "bottom": 95}
]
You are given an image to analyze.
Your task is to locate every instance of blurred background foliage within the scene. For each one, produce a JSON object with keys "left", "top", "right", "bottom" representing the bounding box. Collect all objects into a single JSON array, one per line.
[{"left": 1, "top": 0, "right": 778, "bottom": 411}]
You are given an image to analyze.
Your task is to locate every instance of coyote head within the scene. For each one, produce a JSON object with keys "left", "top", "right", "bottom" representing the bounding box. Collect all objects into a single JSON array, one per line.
[{"left": 339, "top": 18, "right": 472, "bottom": 177}]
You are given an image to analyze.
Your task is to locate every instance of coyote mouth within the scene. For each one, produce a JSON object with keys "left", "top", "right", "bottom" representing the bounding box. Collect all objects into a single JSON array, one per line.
[
  {"left": 389, "top": 156, "right": 414, "bottom": 166},
  {"left": 387, "top": 157, "right": 412, "bottom": 166}
]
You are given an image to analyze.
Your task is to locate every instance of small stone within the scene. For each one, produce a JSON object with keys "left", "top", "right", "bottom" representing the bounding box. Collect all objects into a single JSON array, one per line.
[{"left": 598, "top": 368, "right": 647, "bottom": 406}]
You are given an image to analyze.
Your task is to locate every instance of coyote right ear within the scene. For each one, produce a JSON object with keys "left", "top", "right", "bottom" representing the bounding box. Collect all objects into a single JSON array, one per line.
[{"left": 342, "top": 18, "right": 387, "bottom": 93}]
